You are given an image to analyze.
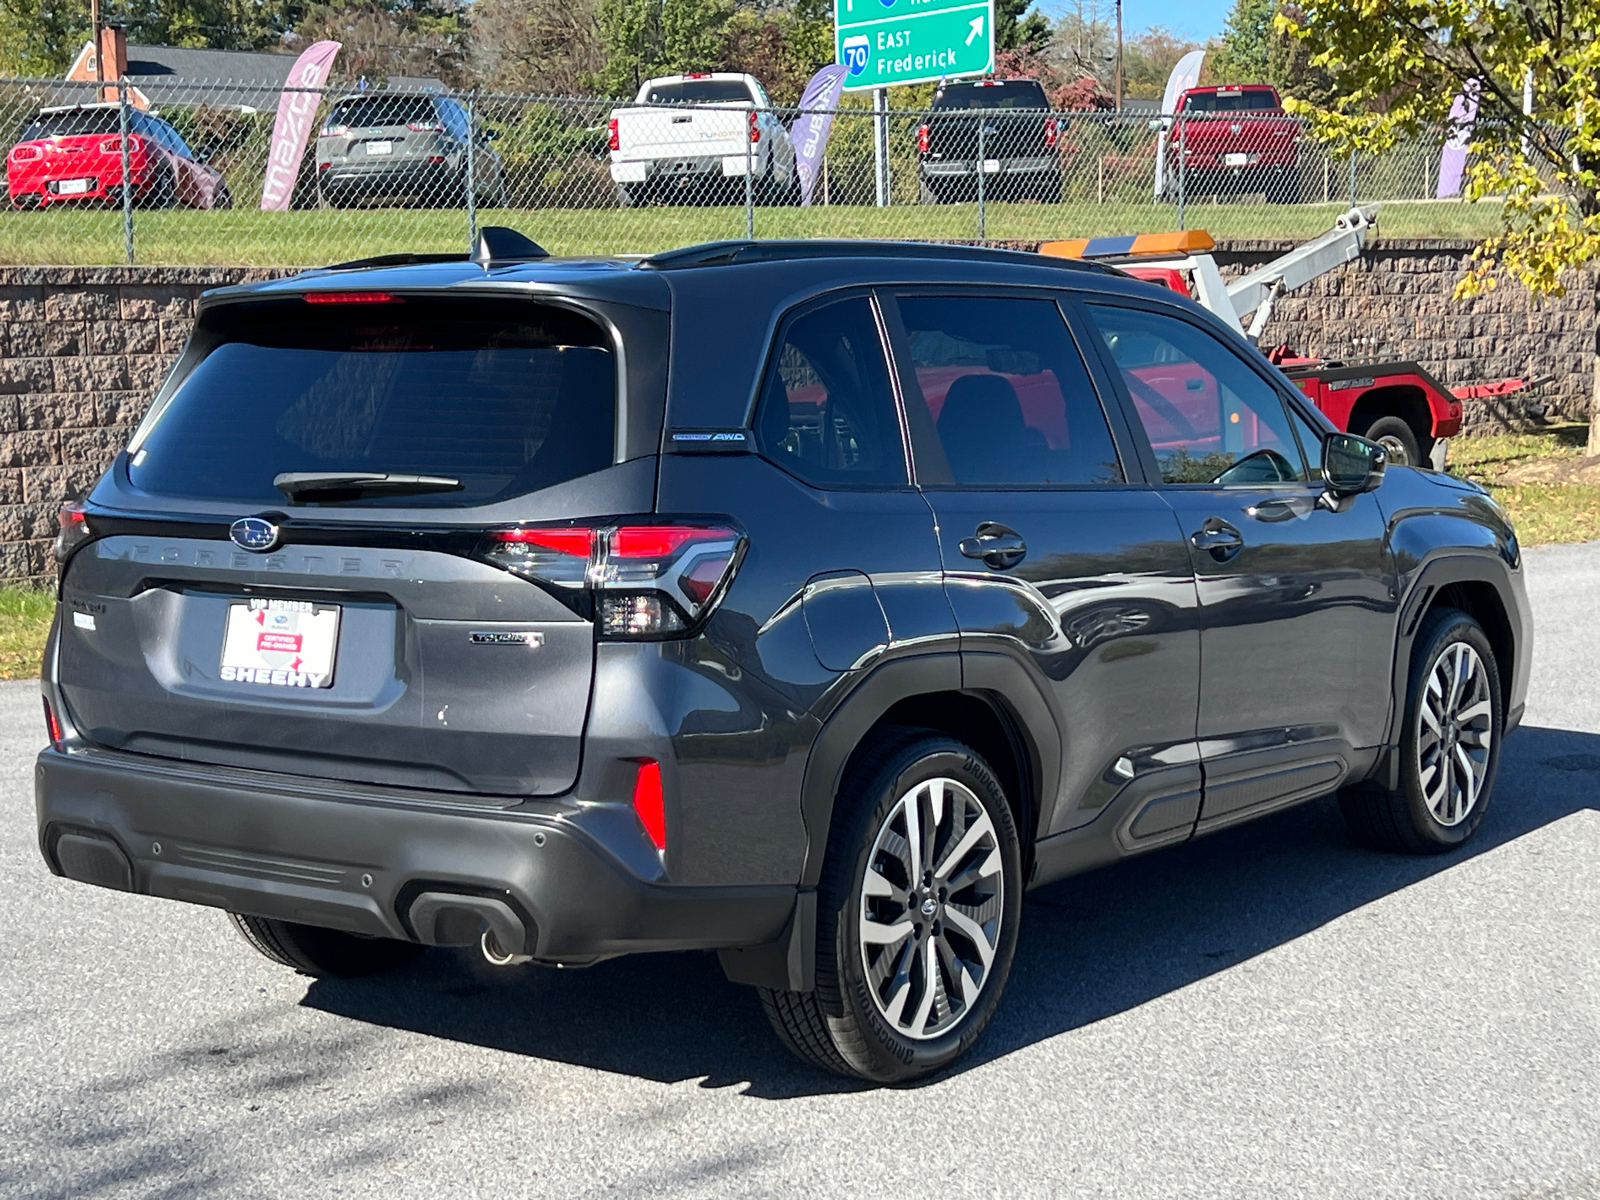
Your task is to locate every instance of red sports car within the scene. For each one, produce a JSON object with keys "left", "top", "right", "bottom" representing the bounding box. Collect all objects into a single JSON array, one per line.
[{"left": 7, "top": 103, "right": 231, "bottom": 210}]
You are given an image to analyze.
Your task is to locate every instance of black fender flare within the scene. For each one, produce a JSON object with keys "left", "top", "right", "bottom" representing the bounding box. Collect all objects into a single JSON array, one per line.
[
  {"left": 721, "top": 649, "right": 1060, "bottom": 992},
  {"left": 1373, "top": 550, "right": 1521, "bottom": 787}
]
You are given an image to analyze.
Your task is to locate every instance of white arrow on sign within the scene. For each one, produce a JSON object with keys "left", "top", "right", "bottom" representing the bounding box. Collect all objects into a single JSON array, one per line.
[{"left": 966, "top": 15, "right": 983, "bottom": 44}]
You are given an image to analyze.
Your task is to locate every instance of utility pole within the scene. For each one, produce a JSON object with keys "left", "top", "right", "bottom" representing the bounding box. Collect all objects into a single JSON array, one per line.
[
  {"left": 1114, "top": 0, "right": 1123, "bottom": 112},
  {"left": 91, "top": 0, "right": 103, "bottom": 85}
]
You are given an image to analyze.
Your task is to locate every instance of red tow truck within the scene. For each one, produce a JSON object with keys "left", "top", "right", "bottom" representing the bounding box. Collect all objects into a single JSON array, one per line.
[{"left": 1038, "top": 206, "right": 1542, "bottom": 466}]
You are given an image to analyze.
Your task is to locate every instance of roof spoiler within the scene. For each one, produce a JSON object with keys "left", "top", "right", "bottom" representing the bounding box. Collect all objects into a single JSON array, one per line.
[{"left": 472, "top": 226, "right": 550, "bottom": 266}]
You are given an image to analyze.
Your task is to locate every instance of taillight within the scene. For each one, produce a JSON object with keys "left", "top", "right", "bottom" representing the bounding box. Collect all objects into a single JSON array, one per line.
[
  {"left": 632, "top": 760, "right": 666, "bottom": 850},
  {"left": 9, "top": 144, "right": 42, "bottom": 163},
  {"left": 749, "top": 110, "right": 760, "bottom": 144},
  {"left": 607, "top": 117, "right": 620, "bottom": 151},
  {"left": 54, "top": 500, "right": 90, "bottom": 564},
  {"left": 917, "top": 124, "right": 929, "bottom": 154},
  {"left": 476, "top": 520, "right": 745, "bottom": 639},
  {"left": 1044, "top": 117, "right": 1059, "bottom": 148},
  {"left": 43, "top": 698, "right": 62, "bottom": 749},
  {"left": 407, "top": 121, "right": 446, "bottom": 133},
  {"left": 97, "top": 134, "right": 141, "bottom": 154},
  {"left": 322, "top": 123, "right": 350, "bottom": 137}
]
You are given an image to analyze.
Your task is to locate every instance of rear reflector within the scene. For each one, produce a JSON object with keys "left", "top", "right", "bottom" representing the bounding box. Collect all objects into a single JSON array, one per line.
[
  {"left": 43, "top": 698, "right": 62, "bottom": 748},
  {"left": 632, "top": 760, "right": 666, "bottom": 850},
  {"left": 304, "top": 291, "right": 401, "bottom": 304}
]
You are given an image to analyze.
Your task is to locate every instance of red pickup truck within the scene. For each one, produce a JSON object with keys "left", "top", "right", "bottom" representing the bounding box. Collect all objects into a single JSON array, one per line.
[{"left": 1168, "top": 84, "right": 1300, "bottom": 204}]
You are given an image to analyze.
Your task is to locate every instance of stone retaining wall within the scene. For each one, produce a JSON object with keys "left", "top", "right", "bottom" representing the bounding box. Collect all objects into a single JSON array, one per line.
[{"left": 0, "top": 247, "right": 1593, "bottom": 583}]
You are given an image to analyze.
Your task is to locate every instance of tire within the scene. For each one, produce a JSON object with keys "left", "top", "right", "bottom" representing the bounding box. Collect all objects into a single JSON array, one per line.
[
  {"left": 212, "top": 183, "right": 233, "bottom": 210},
  {"left": 918, "top": 179, "right": 945, "bottom": 205},
  {"left": 1339, "top": 607, "right": 1503, "bottom": 854},
  {"left": 759, "top": 729, "right": 1023, "bottom": 1082},
  {"left": 1362, "top": 415, "right": 1422, "bottom": 467},
  {"left": 1034, "top": 176, "right": 1063, "bottom": 204},
  {"left": 140, "top": 159, "right": 176, "bottom": 209},
  {"left": 1267, "top": 167, "right": 1300, "bottom": 204},
  {"left": 229, "top": 913, "right": 424, "bottom": 978}
]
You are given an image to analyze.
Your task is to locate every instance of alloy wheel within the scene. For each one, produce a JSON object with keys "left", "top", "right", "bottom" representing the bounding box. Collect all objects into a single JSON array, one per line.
[
  {"left": 1416, "top": 641, "right": 1493, "bottom": 826},
  {"left": 858, "top": 776, "right": 1003, "bottom": 1041},
  {"left": 1375, "top": 434, "right": 1411, "bottom": 466}
]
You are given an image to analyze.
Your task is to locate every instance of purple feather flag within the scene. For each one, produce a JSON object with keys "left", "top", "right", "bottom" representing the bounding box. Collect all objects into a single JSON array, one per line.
[{"left": 791, "top": 64, "right": 848, "bottom": 207}]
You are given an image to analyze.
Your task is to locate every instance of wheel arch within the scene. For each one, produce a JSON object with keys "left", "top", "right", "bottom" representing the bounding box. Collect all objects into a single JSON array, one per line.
[
  {"left": 1378, "top": 554, "right": 1520, "bottom": 786},
  {"left": 1350, "top": 385, "right": 1433, "bottom": 450}
]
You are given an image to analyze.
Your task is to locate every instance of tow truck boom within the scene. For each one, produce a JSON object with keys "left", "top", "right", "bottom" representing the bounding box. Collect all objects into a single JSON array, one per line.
[{"left": 1226, "top": 204, "right": 1378, "bottom": 341}]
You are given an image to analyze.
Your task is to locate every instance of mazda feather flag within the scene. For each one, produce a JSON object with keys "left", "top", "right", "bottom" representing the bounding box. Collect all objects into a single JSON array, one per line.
[{"left": 261, "top": 40, "right": 341, "bottom": 211}]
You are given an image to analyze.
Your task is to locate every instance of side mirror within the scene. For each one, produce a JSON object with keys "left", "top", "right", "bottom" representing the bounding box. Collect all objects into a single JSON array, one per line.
[{"left": 1322, "top": 432, "right": 1386, "bottom": 497}]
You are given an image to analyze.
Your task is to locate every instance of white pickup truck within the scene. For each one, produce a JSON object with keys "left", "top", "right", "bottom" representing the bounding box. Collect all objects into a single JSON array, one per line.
[{"left": 607, "top": 73, "right": 798, "bottom": 206}]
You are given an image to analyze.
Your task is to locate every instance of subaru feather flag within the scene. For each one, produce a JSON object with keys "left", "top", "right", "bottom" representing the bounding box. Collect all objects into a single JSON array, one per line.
[
  {"left": 261, "top": 40, "right": 341, "bottom": 211},
  {"left": 791, "top": 64, "right": 849, "bottom": 207}
]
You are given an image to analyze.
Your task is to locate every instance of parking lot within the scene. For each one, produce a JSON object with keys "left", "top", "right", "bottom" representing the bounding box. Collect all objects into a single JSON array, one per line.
[{"left": 1, "top": 541, "right": 1597, "bottom": 1199}]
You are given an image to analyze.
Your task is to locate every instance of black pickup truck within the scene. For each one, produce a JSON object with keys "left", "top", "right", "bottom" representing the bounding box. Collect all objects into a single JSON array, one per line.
[{"left": 917, "top": 78, "right": 1062, "bottom": 204}]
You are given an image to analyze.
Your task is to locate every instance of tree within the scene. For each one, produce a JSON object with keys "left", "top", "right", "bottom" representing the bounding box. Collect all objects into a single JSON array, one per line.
[
  {"left": 290, "top": 0, "right": 469, "bottom": 86},
  {"left": 1279, "top": 0, "right": 1600, "bottom": 452},
  {"left": 997, "top": 0, "right": 1050, "bottom": 55},
  {"left": 1209, "top": 0, "right": 1274, "bottom": 83},
  {"left": 468, "top": 0, "right": 604, "bottom": 95},
  {"left": 1120, "top": 26, "right": 1203, "bottom": 100}
]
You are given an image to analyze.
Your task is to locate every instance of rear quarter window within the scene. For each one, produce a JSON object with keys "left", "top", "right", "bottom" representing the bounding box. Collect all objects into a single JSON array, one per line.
[{"left": 128, "top": 296, "right": 617, "bottom": 507}]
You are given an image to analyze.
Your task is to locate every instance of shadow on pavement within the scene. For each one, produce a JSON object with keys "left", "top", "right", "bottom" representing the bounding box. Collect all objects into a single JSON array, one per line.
[{"left": 300, "top": 724, "right": 1600, "bottom": 1098}]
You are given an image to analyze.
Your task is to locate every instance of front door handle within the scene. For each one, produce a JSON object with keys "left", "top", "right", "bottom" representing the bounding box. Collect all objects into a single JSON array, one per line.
[
  {"left": 959, "top": 522, "right": 1027, "bottom": 570},
  {"left": 1191, "top": 520, "right": 1244, "bottom": 562}
]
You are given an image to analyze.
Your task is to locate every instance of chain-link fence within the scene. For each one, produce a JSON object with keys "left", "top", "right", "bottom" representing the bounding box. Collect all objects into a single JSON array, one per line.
[{"left": 0, "top": 75, "right": 1491, "bottom": 266}]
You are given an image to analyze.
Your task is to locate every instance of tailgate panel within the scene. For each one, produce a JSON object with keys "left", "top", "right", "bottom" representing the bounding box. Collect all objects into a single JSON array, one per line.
[{"left": 58, "top": 535, "right": 592, "bottom": 796}]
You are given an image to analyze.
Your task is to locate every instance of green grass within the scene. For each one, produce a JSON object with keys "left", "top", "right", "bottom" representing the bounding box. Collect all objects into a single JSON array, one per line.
[
  {"left": 0, "top": 198, "right": 1506, "bottom": 266},
  {"left": 1449, "top": 424, "right": 1600, "bottom": 546},
  {"left": 0, "top": 585, "right": 52, "bottom": 681}
]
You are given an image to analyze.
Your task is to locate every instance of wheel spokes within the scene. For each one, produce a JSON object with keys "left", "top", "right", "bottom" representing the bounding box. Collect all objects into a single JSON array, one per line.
[{"left": 1416, "top": 641, "right": 1493, "bottom": 828}]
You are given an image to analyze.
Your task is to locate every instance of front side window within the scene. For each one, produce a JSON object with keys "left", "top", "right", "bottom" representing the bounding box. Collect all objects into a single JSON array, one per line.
[
  {"left": 755, "top": 296, "right": 906, "bottom": 487},
  {"left": 1086, "top": 304, "right": 1308, "bottom": 485},
  {"left": 897, "top": 295, "right": 1122, "bottom": 486}
]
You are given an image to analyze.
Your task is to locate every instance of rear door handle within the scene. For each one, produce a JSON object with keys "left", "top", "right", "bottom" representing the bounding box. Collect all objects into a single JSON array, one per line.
[
  {"left": 959, "top": 522, "right": 1027, "bottom": 570},
  {"left": 1191, "top": 520, "right": 1244, "bottom": 562}
]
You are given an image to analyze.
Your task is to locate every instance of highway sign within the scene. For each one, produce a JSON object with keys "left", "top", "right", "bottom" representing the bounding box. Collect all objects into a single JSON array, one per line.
[{"left": 835, "top": 0, "right": 995, "bottom": 92}]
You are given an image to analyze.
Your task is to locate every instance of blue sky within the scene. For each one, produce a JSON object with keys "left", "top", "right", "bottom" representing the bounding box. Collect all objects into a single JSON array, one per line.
[{"left": 1040, "top": 0, "right": 1234, "bottom": 41}]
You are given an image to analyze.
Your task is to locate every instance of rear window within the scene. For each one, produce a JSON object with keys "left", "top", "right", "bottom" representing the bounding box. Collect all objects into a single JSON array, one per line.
[
  {"left": 17, "top": 107, "right": 121, "bottom": 140},
  {"left": 931, "top": 82, "right": 1051, "bottom": 111},
  {"left": 1180, "top": 88, "right": 1281, "bottom": 113},
  {"left": 644, "top": 80, "right": 753, "bottom": 105},
  {"left": 325, "top": 96, "right": 438, "bottom": 130},
  {"left": 128, "top": 297, "right": 617, "bottom": 507}
]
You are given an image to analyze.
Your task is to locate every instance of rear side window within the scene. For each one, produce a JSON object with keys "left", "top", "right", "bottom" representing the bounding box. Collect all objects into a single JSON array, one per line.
[
  {"left": 755, "top": 296, "right": 906, "bottom": 488},
  {"left": 128, "top": 297, "right": 616, "bottom": 507},
  {"left": 896, "top": 295, "right": 1122, "bottom": 486}
]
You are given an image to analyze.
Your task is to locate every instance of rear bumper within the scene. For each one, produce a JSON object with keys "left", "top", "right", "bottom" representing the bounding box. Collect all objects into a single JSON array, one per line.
[
  {"left": 318, "top": 160, "right": 457, "bottom": 200},
  {"left": 36, "top": 746, "right": 794, "bottom": 963},
  {"left": 921, "top": 156, "right": 1057, "bottom": 179}
]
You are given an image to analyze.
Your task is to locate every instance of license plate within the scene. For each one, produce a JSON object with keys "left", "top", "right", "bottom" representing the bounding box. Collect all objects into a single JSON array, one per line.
[
  {"left": 1223, "top": 152, "right": 1253, "bottom": 167},
  {"left": 366, "top": 140, "right": 393, "bottom": 155},
  {"left": 220, "top": 599, "right": 340, "bottom": 689},
  {"left": 983, "top": 159, "right": 1001, "bottom": 174},
  {"left": 57, "top": 178, "right": 92, "bottom": 194}
]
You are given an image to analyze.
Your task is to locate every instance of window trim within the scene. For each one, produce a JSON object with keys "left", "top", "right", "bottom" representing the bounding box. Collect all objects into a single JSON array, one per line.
[
  {"left": 749, "top": 288, "right": 913, "bottom": 492},
  {"left": 1072, "top": 295, "right": 1322, "bottom": 491},
  {"left": 879, "top": 287, "right": 1142, "bottom": 491}
]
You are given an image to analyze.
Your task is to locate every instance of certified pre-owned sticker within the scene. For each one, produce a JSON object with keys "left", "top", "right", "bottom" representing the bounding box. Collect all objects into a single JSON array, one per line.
[{"left": 470, "top": 631, "right": 545, "bottom": 647}]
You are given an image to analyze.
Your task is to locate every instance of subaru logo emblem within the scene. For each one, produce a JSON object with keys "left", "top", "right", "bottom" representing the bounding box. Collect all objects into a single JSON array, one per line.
[{"left": 230, "top": 517, "right": 279, "bottom": 552}]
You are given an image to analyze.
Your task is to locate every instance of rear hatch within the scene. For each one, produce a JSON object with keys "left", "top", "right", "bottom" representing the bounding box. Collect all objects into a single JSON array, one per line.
[
  {"left": 925, "top": 80, "right": 1053, "bottom": 163},
  {"left": 318, "top": 95, "right": 445, "bottom": 171},
  {"left": 616, "top": 78, "right": 754, "bottom": 159},
  {"left": 58, "top": 288, "right": 658, "bottom": 796}
]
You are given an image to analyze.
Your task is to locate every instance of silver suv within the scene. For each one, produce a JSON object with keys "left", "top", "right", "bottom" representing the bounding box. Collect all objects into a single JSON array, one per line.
[{"left": 316, "top": 93, "right": 508, "bottom": 209}]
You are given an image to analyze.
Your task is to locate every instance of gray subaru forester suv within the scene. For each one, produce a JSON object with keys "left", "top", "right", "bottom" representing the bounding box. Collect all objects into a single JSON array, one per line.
[{"left": 37, "top": 230, "right": 1530, "bottom": 1081}]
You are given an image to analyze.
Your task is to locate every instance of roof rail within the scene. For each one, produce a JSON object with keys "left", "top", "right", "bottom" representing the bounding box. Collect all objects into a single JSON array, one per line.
[{"left": 644, "top": 239, "right": 1107, "bottom": 272}]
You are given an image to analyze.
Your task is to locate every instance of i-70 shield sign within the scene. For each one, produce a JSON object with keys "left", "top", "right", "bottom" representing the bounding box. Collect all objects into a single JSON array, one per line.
[{"left": 835, "top": 0, "right": 996, "bottom": 92}]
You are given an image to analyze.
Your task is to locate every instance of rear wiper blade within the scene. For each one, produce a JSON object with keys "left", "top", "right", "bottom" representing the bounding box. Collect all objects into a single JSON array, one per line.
[{"left": 273, "top": 472, "right": 463, "bottom": 501}]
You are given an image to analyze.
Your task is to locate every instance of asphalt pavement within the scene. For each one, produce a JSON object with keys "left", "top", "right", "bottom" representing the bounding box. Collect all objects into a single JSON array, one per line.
[{"left": 2, "top": 544, "right": 1598, "bottom": 1198}]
